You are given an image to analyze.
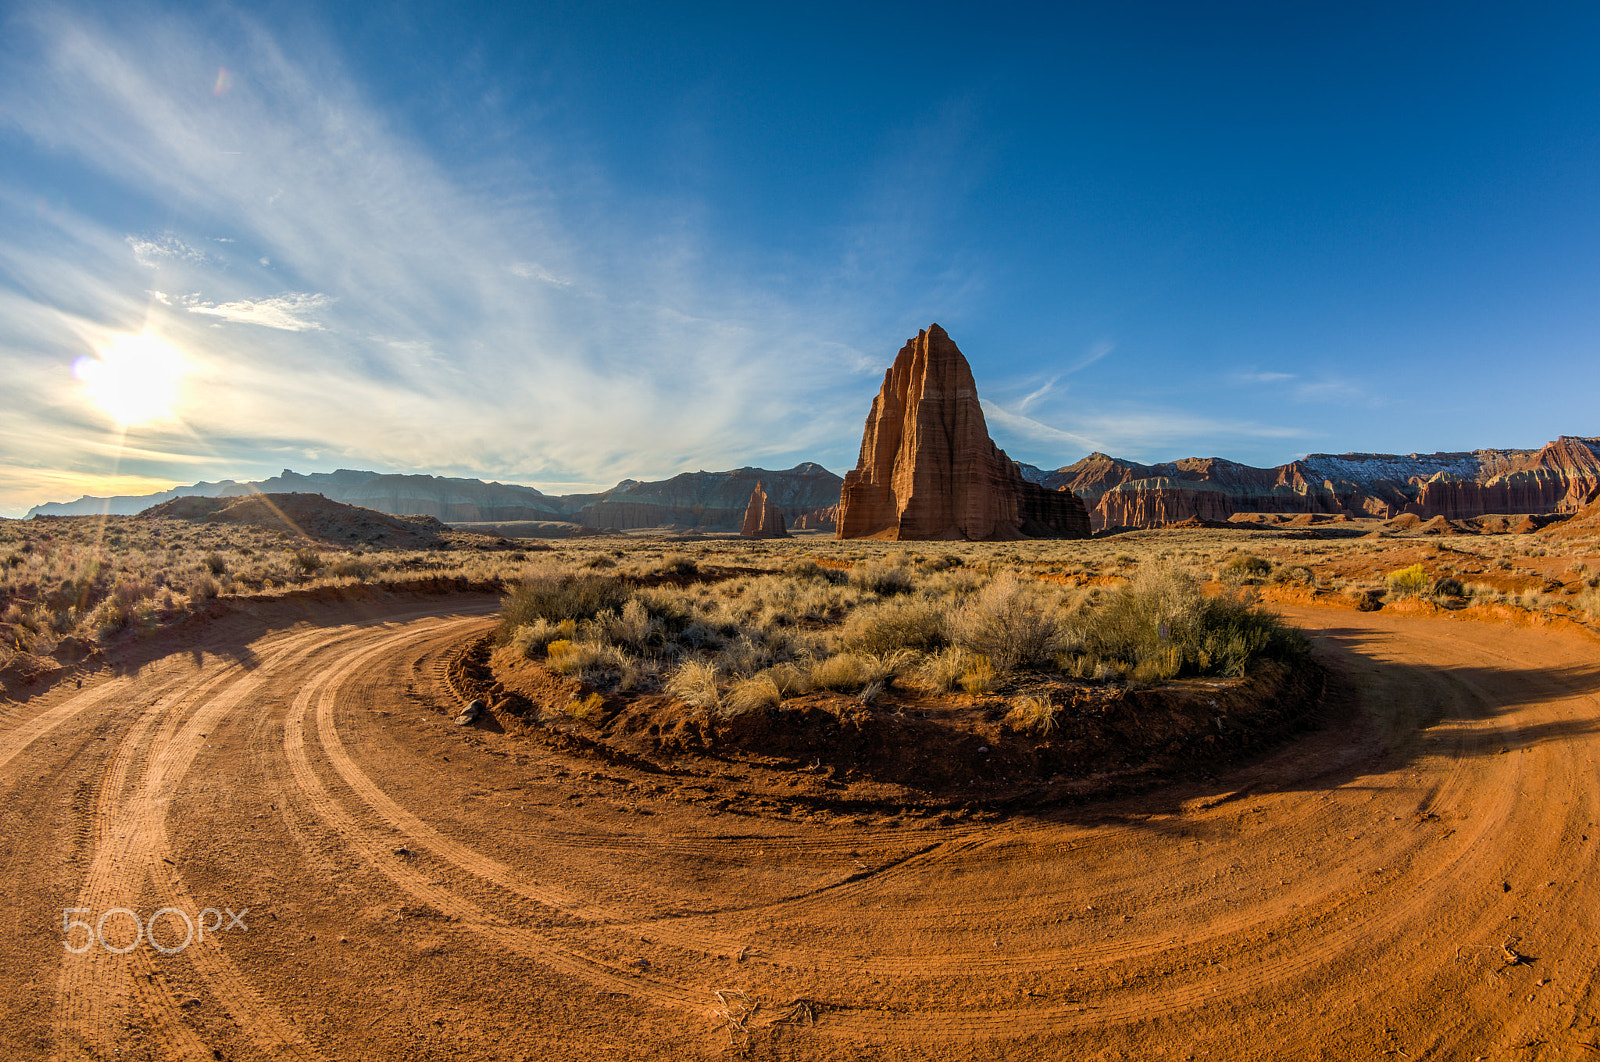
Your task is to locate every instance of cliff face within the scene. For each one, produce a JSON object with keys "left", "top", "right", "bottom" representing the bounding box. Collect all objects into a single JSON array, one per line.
[
  {"left": 836, "top": 325, "right": 1090, "bottom": 541},
  {"left": 1046, "top": 437, "right": 1600, "bottom": 531}
]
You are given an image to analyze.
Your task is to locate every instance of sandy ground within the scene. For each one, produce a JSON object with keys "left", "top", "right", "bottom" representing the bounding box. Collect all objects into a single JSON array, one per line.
[{"left": 2, "top": 592, "right": 1598, "bottom": 1060}]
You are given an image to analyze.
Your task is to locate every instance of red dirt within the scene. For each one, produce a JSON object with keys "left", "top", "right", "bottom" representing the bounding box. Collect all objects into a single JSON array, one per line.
[{"left": 4, "top": 593, "right": 1600, "bottom": 1059}]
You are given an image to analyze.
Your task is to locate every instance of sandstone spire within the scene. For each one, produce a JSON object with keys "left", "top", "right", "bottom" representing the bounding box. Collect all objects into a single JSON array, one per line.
[
  {"left": 739, "top": 480, "right": 790, "bottom": 538},
  {"left": 836, "top": 324, "right": 1091, "bottom": 540}
]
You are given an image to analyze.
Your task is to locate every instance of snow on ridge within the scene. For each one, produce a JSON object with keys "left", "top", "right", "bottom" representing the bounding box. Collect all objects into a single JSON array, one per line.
[{"left": 1299, "top": 452, "right": 1490, "bottom": 485}]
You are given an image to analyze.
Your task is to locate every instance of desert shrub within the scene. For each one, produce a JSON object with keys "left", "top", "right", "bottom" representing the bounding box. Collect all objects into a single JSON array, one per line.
[
  {"left": 593, "top": 598, "right": 655, "bottom": 650},
  {"left": 757, "top": 662, "right": 812, "bottom": 697},
  {"left": 1065, "top": 566, "right": 1305, "bottom": 679},
  {"left": 848, "top": 558, "right": 916, "bottom": 596},
  {"left": 1220, "top": 554, "right": 1272, "bottom": 585},
  {"left": 1271, "top": 565, "right": 1314, "bottom": 586},
  {"left": 661, "top": 553, "right": 699, "bottom": 577},
  {"left": 509, "top": 618, "right": 577, "bottom": 657},
  {"left": 565, "top": 691, "right": 606, "bottom": 721},
  {"left": 330, "top": 557, "right": 371, "bottom": 579},
  {"left": 1431, "top": 575, "right": 1465, "bottom": 598},
  {"left": 839, "top": 596, "right": 948, "bottom": 655},
  {"left": 187, "top": 573, "right": 220, "bottom": 602},
  {"left": 546, "top": 639, "right": 608, "bottom": 675},
  {"left": 203, "top": 552, "right": 227, "bottom": 575},
  {"left": 666, "top": 660, "right": 720, "bottom": 709},
  {"left": 1386, "top": 564, "right": 1430, "bottom": 597},
  {"left": 497, "top": 573, "right": 627, "bottom": 642},
  {"left": 916, "top": 646, "right": 976, "bottom": 692},
  {"left": 959, "top": 654, "right": 998, "bottom": 694},
  {"left": 723, "top": 674, "right": 782, "bottom": 716},
  {"left": 949, "top": 572, "right": 1062, "bottom": 670},
  {"left": 809, "top": 651, "right": 903, "bottom": 692},
  {"left": 781, "top": 558, "right": 838, "bottom": 583},
  {"left": 1004, "top": 693, "right": 1057, "bottom": 734},
  {"left": 1349, "top": 587, "right": 1384, "bottom": 611},
  {"left": 293, "top": 548, "right": 324, "bottom": 573},
  {"left": 1577, "top": 589, "right": 1600, "bottom": 622}
]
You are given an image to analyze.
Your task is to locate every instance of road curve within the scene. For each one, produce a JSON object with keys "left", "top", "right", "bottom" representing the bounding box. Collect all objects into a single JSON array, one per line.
[{"left": 1, "top": 594, "right": 1598, "bottom": 1060}]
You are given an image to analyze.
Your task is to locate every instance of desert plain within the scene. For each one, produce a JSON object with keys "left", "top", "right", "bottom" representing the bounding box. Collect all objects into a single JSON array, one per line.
[{"left": 2, "top": 494, "right": 1599, "bottom": 1061}]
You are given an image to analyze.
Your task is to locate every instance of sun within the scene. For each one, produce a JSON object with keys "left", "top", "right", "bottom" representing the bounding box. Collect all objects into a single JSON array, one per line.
[{"left": 73, "top": 333, "right": 186, "bottom": 426}]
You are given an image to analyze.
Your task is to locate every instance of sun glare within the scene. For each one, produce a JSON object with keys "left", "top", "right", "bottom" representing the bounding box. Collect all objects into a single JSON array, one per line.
[{"left": 72, "top": 333, "right": 186, "bottom": 426}]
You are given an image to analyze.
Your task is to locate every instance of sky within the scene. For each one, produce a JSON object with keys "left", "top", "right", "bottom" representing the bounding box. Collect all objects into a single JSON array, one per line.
[{"left": 1, "top": 1, "right": 1598, "bottom": 517}]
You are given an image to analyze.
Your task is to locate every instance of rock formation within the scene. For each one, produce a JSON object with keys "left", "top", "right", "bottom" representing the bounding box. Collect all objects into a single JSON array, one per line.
[
  {"left": 739, "top": 481, "right": 790, "bottom": 538},
  {"left": 790, "top": 505, "right": 839, "bottom": 532},
  {"left": 1038, "top": 437, "right": 1600, "bottom": 532},
  {"left": 835, "top": 325, "right": 1090, "bottom": 541}
]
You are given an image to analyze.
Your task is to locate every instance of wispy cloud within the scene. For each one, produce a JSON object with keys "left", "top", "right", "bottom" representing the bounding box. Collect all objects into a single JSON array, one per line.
[
  {"left": 126, "top": 233, "right": 207, "bottom": 267},
  {"left": 0, "top": 5, "right": 884, "bottom": 515},
  {"left": 182, "top": 292, "right": 331, "bottom": 331},
  {"left": 1232, "top": 370, "right": 1296, "bottom": 384}
]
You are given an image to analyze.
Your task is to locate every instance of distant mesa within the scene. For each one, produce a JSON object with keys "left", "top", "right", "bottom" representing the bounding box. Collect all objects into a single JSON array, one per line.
[
  {"left": 739, "top": 481, "right": 790, "bottom": 538},
  {"left": 141, "top": 492, "right": 453, "bottom": 549},
  {"left": 836, "top": 324, "right": 1090, "bottom": 541}
]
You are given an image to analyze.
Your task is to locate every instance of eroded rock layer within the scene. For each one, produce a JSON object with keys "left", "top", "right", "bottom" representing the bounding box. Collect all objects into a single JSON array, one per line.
[
  {"left": 836, "top": 325, "right": 1090, "bottom": 541},
  {"left": 1038, "top": 437, "right": 1600, "bottom": 532}
]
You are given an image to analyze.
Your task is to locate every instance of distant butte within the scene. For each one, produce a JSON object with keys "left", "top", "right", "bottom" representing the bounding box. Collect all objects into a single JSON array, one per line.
[
  {"left": 739, "top": 481, "right": 790, "bottom": 538},
  {"left": 836, "top": 324, "right": 1091, "bottom": 541}
]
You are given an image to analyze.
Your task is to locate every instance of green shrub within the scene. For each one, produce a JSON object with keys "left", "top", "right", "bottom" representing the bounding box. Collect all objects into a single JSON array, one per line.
[
  {"left": 1386, "top": 564, "right": 1430, "bottom": 597},
  {"left": 1064, "top": 566, "right": 1305, "bottom": 679},
  {"left": 1221, "top": 554, "right": 1272, "bottom": 585}
]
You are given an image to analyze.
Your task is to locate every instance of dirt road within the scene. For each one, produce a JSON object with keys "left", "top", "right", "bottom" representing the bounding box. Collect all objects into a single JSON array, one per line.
[{"left": 2, "top": 594, "right": 1597, "bottom": 1060}]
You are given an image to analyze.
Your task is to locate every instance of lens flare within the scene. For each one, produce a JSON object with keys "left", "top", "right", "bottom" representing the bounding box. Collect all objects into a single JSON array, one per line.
[{"left": 73, "top": 333, "right": 186, "bottom": 426}]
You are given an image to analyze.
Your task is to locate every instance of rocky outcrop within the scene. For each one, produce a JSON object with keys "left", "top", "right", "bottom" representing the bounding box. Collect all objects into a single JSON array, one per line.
[
  {"left": 836, "top": 325, "right": 1090, "bottom": 541},
  {"left": 790, "top": 505, "right": 839, "bottom": 532},
  {"left": 739, "top": 482, "right": 790, "bottom": 538},
  {"left": 1040, "top": 437, "right": 1600, "bottom": 532}
]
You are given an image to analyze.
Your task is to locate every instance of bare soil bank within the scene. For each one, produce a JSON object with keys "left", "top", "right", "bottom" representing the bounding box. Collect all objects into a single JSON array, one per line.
[{"left": 456, "top": 636, "right": 1327, "bottom": 815}]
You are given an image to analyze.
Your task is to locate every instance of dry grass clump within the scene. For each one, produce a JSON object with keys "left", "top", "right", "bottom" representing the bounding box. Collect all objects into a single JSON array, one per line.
[
  {"left": 914, "top": 646, "right": 976, "bottom": 692},
  {"left": 666, "top": 659, "right": 720, "bottom": 710},
  {"left": 839, "top": 596, "right": 948, "bottom": 655},
  {"left": 1004, "top": 693, "right": 1058, "bottom": 733},
  {"left": 959, "top": 654, "right": 998, "bottom": 694}
]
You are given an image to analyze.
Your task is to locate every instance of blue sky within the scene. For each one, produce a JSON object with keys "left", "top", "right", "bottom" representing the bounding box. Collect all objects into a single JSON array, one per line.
[{"left": 2, "top": 2, "right": 1597, "bottom": 516}]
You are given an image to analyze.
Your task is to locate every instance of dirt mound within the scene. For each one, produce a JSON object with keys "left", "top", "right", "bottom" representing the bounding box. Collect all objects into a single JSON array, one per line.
[
  {"left": 1383, "top": 512, "right": 1423, "bottom": 531},
  {"left": 142, "top": 492, "right": 449, "bottom": 547},
  {"left": 1414, "top": 515, "right": 1469, "bottom": 535},
  {"left": 465, "top": 641, "right": 1326, "bottom": 812}
]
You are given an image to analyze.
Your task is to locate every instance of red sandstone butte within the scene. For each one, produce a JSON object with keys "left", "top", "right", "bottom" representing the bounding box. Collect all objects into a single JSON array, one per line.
[
  {"left": 739, "top": 481, "right": 790, "bottom": 538},
  {"left": 836, "top": 324, "right": 1090, "bottom": 541}
]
